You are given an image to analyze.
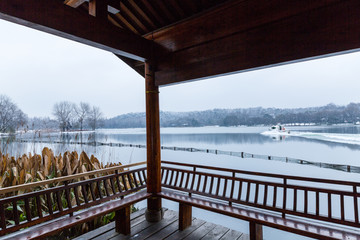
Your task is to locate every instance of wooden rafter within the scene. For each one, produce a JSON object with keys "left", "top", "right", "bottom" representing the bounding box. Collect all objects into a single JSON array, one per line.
[
  {"left": 119, "top": 2, "right": 149, "bottom": 34},
  {"left": 0, "top": 0, "right": 164, "bottom": 61},
  {"left": 126, "top": 0, "right": 157, "bottom": 30},
  {"left": 64, "top": 0, "right": 87, "bottom": 8},
  {"left": 139, "top": 0, "right": 167, "bottom": 27}
]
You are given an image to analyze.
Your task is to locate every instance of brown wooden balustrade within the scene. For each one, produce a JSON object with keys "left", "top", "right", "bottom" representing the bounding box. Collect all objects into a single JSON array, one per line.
[
  {"left": 0, "top": 163, "right": 147, "bottom": 236},
  {"left": 161, "top": 161, "right": 360, "bottom": 229},
  {"left": 1, "top": 160, "right": 360, "bottom": 239}
]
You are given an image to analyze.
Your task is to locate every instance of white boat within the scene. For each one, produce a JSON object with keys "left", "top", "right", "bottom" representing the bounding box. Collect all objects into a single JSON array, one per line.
[
  {"left": 268, "top": 125, "right": 291, "bottom": 134},
  {"left": 261, "top": 125, "right": 291, "bottom": 139}
]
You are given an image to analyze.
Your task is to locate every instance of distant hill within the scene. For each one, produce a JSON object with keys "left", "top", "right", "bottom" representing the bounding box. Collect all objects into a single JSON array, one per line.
[{"left": 103, "top": 103, "right": 360, "bottom": 128}]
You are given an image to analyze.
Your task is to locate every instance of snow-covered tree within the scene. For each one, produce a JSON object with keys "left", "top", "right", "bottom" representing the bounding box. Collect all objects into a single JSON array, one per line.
[
  {"left": 74, "top": 102, "right": 91, "bottom": 131},
  {"left": 0, "top": 95, "right": 27, "bottom": 133},
  {"left": 53, "top": 101, "right": 75, "bottom": 132},
  {"left": 88, "top": 106, "right": 103, "bottom": 130}
]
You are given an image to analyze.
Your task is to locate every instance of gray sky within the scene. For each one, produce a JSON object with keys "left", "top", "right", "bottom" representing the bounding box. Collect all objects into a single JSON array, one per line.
[{"left": 1, "top": 19, "right": 360, "bottom": 118}]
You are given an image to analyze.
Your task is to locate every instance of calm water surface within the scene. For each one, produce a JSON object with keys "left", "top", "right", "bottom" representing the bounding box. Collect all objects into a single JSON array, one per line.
[{"left": 1, "top": 125, "right": 360, "bottom": 239}]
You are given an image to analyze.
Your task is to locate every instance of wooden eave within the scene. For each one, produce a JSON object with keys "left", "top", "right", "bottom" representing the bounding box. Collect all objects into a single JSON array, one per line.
[{"left": 0, "top": 0, "right": 360, "bottom": 86}]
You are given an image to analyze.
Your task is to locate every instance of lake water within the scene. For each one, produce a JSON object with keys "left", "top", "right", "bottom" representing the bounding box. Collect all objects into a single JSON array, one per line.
[{"left": 1, "top": 125, "right": 360, "bottom": 239}]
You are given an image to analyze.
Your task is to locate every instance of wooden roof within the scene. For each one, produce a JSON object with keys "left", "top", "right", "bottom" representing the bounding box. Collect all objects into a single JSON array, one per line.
[{"left": 0, "top": 0, "right": 360, "bottom": 86}]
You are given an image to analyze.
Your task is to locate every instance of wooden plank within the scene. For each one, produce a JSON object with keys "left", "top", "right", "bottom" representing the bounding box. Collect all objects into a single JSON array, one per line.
[
  {"left": 74, "top": 208, "right": 148, "bottom": 240},
  {"left": 165, "top": 218, "right": 206, "bottom": 240},
  {"left": 153, "top": 0, "right": 360, "bottom": 85},
  {"left": 183, "top": 222, "right": 217, "bottom": 239},
  {"left": 0, "top": 0, "right": 161, "bottom": 61},
  {"left": 108, "top": 217, "right": 154, "bottom": 240},
  {"left": 146, "top": 0, "right": 341, "bottom": 52},
  {"left": 202, "top": 224, "right": 230, "bottom": 240},
  {"left": 238, "top": 234, "right": 250, "bottom": 240},
  {"left": 90, "top": 209, "right": 160, "bottom": 240},
  {"left": 75, "top": 222, "right": 116, "bottom": 240},
  {"left": 65, "top": 0, "right": 87, "bottom": 8},
  {"left": 121, "top": 210, "right": 178, "bottom": 239},
  {"left": 126, "top": 0, "right": 157, "bottom": 29},
  {"left": 219, "top": 229, "right": 244, "bottom": 240},
  {"left": 145, "top": 220, "right": 179, "bottom": 240}
]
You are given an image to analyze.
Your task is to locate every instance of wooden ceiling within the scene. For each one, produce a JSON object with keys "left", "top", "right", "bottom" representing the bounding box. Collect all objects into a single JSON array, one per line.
[
  {"left": 63, "top": 0, "right": 231, "bottom": 78},
  {"left": 0, "top": 0, "right": 360, "bottom": 86},
  {"left": 65, "top": 0, "right": 229, "bottom": 36}
]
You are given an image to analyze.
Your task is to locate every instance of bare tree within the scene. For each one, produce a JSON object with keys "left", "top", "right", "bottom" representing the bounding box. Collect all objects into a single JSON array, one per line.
[
  {"left": 53, "top": 101, "right": 75, "bottom": 132},
  {"left": 74, "top": 102, "right": 91, "bottom": 131},
  {"left": 87, "top": 106, "right": 103, "bottom": 130},
  {"left": 0, "top": 95, "right": 27, "bottom": 133}
]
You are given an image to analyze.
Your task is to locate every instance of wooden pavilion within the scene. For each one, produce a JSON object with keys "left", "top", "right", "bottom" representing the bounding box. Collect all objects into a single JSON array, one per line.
[{"left": 0, "top": 1, "right": 360, "bottom": 239}]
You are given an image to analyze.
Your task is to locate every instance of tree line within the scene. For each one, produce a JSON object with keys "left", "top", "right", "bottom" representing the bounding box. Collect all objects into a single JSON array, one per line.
[
  {"left": 104, "top": 103, "right": 360, "bottom": 128},
  {"left": 1, "top": 93, "right": 360, "bottom": 132},
  {"left": 0, "top": 95, "right": 103, "bottom": 133}
]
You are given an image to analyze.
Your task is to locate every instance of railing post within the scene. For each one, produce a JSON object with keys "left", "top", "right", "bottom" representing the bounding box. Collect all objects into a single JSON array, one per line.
[
  {"left": 282, "top": 178, "right": 287, "bottom": 218},
  {"left": 249, "top": 221, "right": 263, "bottom": 240},
  {"left": 0, "top": 202, "right": 6, "bottom": 230},
  {"left": 145, "top": 61, "right": 163, "bottom": 222}
]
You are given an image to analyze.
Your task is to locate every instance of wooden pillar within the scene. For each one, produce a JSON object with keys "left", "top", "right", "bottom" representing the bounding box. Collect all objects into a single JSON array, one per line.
[
  {"left": 115, "top": 206, "right": 130, "bottom": 235},
  {"left": 179, "top": 203, "right": 192, "bottom": 230},
  {"left": 249, "top": 222, "right": 263, "bottom": 240},
  {"left": 145, "top": 61, "right": 163, "bottom": 222}
]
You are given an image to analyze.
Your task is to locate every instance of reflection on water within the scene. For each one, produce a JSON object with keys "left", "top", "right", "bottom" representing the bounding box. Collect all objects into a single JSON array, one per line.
[
  {"left": 1, "top": 126, "right": 359, "bottom": 240},
  {"left": 0, "top": 125, "right": 359, "bottom": 166}
]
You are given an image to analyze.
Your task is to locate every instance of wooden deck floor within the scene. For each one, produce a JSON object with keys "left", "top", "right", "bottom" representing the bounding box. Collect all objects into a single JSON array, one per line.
[{"left": 74, "top": 208, "right": 248, "bottom": 240}]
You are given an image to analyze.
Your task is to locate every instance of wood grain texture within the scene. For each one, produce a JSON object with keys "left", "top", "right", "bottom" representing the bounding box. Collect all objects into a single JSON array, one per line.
[
  {"left": 152, "top": 0, "right": 360, "bottom": 85},
  {"left": 159, "top": 189, "right": 360, "bottom": 240},
  {"left": 179, "top": 203, "right": 192, "bottom": 230},
  {"left": 145, "top": 62, "right": 161, "bottom": 194},
  {"left": 115, "top": 206, "right": 130, "bottom": 235},
  {"left": 249, "top": 222, "right": 263, "bottom": 240}
]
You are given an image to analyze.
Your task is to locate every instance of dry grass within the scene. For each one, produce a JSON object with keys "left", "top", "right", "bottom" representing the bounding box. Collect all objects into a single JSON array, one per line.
[{"left": 0, "top": 147, "right": 122, "bottom": 194}]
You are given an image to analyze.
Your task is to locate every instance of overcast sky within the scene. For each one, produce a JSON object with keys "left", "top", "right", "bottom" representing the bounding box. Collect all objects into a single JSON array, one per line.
[{"left": 1, "top": 19, "right": 360, "bottom": 119}]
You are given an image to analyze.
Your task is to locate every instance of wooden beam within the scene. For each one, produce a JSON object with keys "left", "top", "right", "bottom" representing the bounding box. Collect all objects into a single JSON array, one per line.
[
  {"left": 151, "top": 0, "right": 360, "bottom": 85},
  {"left": 0, "top": 0, "right": 161, "bottom": 61},
  {"left": 115, "top": 55, "right": 144, "bottom": 77},
  {"left": 88, "top": 0, "right": 108, "bottom": 19}
]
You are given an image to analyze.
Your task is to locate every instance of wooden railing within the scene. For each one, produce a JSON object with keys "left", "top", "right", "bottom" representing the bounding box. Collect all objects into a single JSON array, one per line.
[
  {"left": 0, "top": 162, "right": 147, "bottom": 236},
  {"left": 2, "top": 160, "right": 360, "bottom": 238},
  {"left": 161, "top": 161, "right": 360, "bottom": 229}
]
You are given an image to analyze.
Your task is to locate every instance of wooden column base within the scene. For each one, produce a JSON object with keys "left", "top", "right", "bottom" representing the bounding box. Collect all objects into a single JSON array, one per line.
[
  {"left": 145, "top": 197, "right": 163, "bottom": 222},
  {"left": 115, "top": 206, "right": 130, "bottom": 235},
  {"left": 249, "top": 222, "right": 263, "bottom": 240},
  {"left": 179, "top": 203, "right": 192, "bottom": 231}
]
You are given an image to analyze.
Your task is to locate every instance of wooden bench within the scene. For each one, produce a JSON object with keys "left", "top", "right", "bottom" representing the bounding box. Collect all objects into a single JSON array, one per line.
[
  {"left": 0, "top": 166, "right": 150, "bottom": 240},
  {"left": 160, "top": 161, "right": 360, "bottom": 240}
]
